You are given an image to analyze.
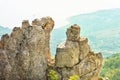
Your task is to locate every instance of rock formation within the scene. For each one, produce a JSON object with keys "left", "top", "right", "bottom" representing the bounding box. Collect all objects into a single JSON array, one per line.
[
  {"left": 0, "top": 16, "right": 54, "bottom": 80},
  {"left": 0, "top": 17, "right": 103, "bottom": 80},
  {"left": 55, "top": 24, "right": 103, "bottom": 80}
]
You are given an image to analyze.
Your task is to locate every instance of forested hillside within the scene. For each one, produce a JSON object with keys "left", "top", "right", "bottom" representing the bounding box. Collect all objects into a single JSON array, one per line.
[{"left": 101, "top": 53, "right": 120, "bottom": 80}]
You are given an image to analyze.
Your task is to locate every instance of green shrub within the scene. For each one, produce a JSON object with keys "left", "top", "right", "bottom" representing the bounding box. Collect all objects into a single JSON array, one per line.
[
  {"left": 47, "top": 70, "right": 58, "bottom": 80},
  {"left": 68, "top": 74, "right": 79, "bottom": 80}
]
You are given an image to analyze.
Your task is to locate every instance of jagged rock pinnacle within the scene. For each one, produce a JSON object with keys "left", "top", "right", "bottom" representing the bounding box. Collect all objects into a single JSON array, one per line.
[
  {"left": 55, "top": 24, "right": 103, "bottom": 80},
  {"left": 0, "top": 16, "right": 54, "bottom": 80},
  {"left": 66, "top": 24, "right": 80, "bottom": 41}
]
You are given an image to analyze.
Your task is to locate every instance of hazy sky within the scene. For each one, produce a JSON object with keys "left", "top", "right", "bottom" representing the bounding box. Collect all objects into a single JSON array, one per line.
[{"left": 0, "top": 0, "right": 120, "bottom": 28}]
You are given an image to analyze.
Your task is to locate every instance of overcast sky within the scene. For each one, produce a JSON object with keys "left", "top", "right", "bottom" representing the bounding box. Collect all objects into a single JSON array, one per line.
[{"left": 0, "top": 0, "right": 120, "bottom": 28}]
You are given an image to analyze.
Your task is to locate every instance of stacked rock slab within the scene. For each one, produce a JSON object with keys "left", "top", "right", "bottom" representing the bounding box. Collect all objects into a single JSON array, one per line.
[
  {"left": 0, "top": 17, "right": 54, "bottom": 80},
  {"left": 55, "top": 24, "right": 103, "bottom": 80}
]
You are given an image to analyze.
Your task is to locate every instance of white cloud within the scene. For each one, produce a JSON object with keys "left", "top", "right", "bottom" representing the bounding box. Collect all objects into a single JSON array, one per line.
[{"left": 0, "top": 0, "right": 120, "bottom": 28}]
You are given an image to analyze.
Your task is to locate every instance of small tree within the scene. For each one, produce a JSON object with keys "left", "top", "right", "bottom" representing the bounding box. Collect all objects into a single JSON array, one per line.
[
  {"left": 47, "top": 70, "right": 58, "bottom": 80},
  {"left": 68, "top": 74, "right": 79, "bottom": 80}
]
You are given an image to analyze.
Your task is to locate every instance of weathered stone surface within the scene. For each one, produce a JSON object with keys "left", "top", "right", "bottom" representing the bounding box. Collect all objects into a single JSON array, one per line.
[
  {"left": 0, "top": 41, "right": 2, "bottom": 49},
  {"left": 22, "top": 20, "right": 30, "bottom": 29},
  {"left": 73, "top": 52, "right": 103, "bottom": 80},
  {"left": 0, "top": 42, "right": 2, "bottom": 49},
  {"left": 66, "top": 24, "right": 80, "bottom": 41},
  {"left": 0, "top": 50, "right": 11, "bottom": 80},
  {"left": 55, "top": 41, "right": 79, "bottom": 67},
  {"left": 0, "top": 34, "right": 9, "bottom": 49},
  {"left": 32, "top": 18, "right": 41, "bottom": 26},
  {"left": 79, "top": 37, "right": 90, "bottom": 60},
  {"left": 32, "top": 17, "right": 54, "bottom": 60},
  {"left": 0, "top": 16, "right": 54, "bottom": 80},
  {"left": 55, "top": 24, "right": 103, "bottom": 80}
]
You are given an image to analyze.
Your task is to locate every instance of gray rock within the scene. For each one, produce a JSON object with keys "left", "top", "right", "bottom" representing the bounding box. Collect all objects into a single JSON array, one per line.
[{"left": 0, "top": 16, "right": 54, "bottom": 80}]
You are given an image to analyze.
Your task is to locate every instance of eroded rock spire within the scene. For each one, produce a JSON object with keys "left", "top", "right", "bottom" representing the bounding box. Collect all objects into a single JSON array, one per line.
[
  {"left": 0, "top": 16, "right": 54, "bottom": 80},
  {"left": 55, "top": 24, "right": 103, "bottom": 80}
]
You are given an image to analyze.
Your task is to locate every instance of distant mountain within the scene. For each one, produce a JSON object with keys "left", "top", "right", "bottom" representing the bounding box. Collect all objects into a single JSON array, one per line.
[
  {"left": 0, "top": 9, "right": 120, "bottom": 57},
  {"left": 0, "top": 26, "right": 11, "bottom": 37},
  {"left": 100, "top": 53, "right": 120, "bottom": 80},
  {"left": 51, "top": 8, "right": 120, "bottom": 57}
]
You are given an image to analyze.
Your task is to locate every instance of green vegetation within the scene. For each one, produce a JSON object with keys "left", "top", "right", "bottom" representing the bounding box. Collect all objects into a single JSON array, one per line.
[
  {"left": 47, "top": 70, "right": 58, "bottom": 80},
  {"left": 68, "top": 74, "right": 79, "bottom": 80},
  {"left": 100, "top": 53, "right": 120, "bottom": 80}
]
